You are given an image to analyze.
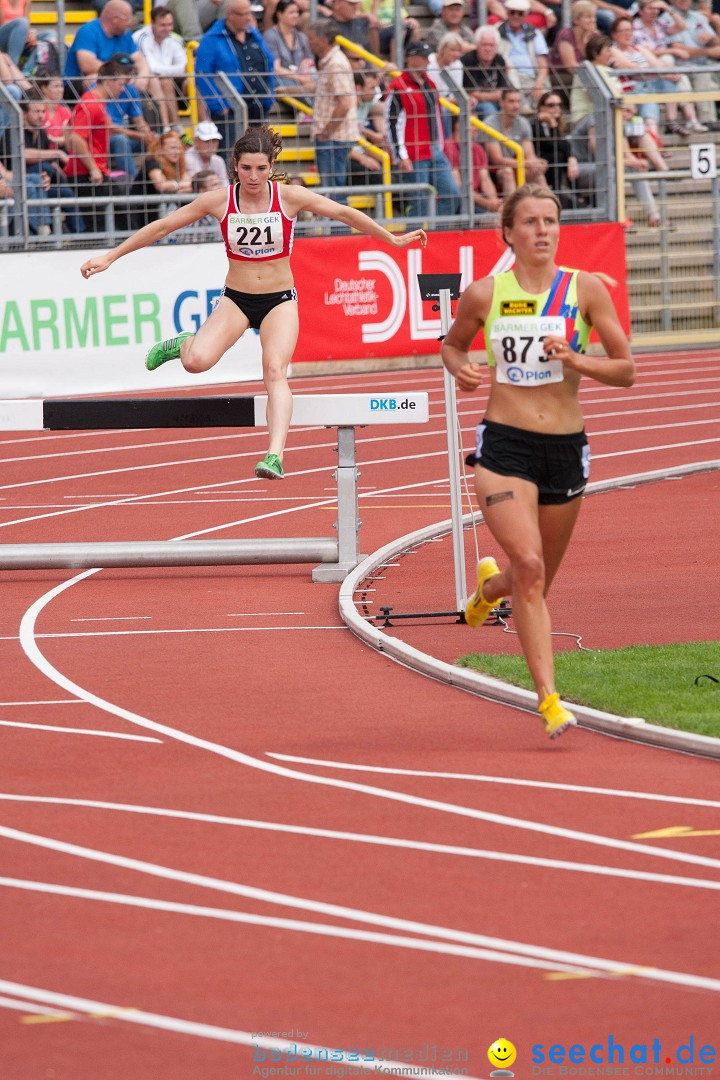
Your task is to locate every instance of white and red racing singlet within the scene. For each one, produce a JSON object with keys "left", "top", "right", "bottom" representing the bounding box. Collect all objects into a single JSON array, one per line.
[{"left": 220, "top": 180, "right": 295, "bottom": 262}]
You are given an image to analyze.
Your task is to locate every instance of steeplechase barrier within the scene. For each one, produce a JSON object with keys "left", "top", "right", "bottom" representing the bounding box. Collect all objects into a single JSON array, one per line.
[{"left": 0, "top": 392, "right": 430, "bottom": 583}]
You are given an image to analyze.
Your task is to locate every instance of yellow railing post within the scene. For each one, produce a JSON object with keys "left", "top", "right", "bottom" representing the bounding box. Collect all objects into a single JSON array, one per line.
[
  {"left": 185, "top": 41, "right": 200, "bottom": 131},
  {"left": 357, "top": 138, "right": 393, "bottom": 220},
  {"left": 614, "top": 103, "right": 626, "bottom": 225}
]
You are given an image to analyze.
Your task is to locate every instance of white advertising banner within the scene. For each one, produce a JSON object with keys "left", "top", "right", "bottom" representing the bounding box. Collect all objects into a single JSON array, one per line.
[{"left": 0, "top": 243, "right": 263, "bottom": 398}]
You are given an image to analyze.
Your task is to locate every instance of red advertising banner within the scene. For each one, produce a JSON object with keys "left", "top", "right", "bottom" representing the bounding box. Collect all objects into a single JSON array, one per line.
[{"left": 290, "top": 224, "right": 629, "bottom": 364}]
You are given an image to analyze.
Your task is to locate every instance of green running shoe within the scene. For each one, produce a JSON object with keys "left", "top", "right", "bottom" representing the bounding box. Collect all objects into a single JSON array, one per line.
[
  {"left": 254, "top": 453, "right": 285, "bottom": 480},
  {"left": 145, "top": 331, "right": 192, "bottom": 371}
]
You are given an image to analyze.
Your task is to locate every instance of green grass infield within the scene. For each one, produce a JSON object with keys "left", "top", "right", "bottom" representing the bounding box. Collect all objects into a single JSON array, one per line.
[{"left": 456, "top": 642, "right": 720, "bottom": 739}]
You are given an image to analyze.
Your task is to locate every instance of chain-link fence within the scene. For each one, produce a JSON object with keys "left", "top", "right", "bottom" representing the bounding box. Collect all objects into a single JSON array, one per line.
[{"left": 1, "top": 48, "right": 719, "bottom": 253}]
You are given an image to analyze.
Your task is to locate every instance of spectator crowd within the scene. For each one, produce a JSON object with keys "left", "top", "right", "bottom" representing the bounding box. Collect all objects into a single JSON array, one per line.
[{"left": 2, "top": 0, "right": 720, "bottom": 236}]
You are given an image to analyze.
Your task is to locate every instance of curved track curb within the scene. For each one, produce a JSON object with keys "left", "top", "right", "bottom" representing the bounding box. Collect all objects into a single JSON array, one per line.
[{"left": 339, "top": 461, "right": 720, "bottom": 760}]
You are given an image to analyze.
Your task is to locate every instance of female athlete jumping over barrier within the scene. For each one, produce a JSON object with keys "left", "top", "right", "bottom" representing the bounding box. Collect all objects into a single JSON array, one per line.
[
  {"left": 81, "top": 124, "right": 427, "bottom": 480},
  {"left": 442, "top": 183, "right": 634, "bottom": 739}
]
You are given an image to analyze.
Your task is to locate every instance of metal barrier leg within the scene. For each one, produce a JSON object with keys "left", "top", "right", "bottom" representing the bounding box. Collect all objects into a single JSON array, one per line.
[{"left": 312, "top": 426, "right": 365, "bottom": 583}]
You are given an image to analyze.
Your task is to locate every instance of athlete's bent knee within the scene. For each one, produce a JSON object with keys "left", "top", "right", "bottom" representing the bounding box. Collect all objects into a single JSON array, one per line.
[
  {"left": 182, "top": 343, "right": 216, "bottom": 374},
  {"left": 510, "top": 550, "right": 545, "bottom": 595}
]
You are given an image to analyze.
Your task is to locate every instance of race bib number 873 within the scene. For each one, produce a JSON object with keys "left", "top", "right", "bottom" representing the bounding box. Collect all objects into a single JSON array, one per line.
[{"left": 490, "top": 315, "right": 565, "bottom": 385}]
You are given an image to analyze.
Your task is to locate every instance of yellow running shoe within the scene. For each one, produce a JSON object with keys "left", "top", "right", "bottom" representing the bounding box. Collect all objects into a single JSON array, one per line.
[
  {"left": 465, "top": 556, "right": 503, "bottom": 627},
  {"left": 539, "top": 692, "right": 576, "bottom": 739}
]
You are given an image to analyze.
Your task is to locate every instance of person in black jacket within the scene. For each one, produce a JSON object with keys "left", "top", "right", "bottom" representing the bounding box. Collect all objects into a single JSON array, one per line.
[{"left": 531, "top": 90, "right": 578, "bottom": 206}]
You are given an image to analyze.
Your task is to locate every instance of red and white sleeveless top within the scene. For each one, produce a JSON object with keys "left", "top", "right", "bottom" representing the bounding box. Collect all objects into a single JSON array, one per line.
[{"left": 220, "top": 180, "right": 295, "bottom": 262}]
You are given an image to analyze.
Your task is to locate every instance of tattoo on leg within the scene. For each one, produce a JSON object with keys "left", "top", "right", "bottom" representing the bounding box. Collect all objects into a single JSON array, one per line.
[{"left": 485, "top": 491, "right": 515, "bottom": 507}]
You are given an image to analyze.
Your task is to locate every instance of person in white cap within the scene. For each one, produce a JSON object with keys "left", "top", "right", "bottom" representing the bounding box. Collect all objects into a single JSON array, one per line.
[
  {"left": 425, "top": 0, "right": 477, "bottom": 54},
  {"left": 185, "top": 120, "right": 230, "bottom": 183}
]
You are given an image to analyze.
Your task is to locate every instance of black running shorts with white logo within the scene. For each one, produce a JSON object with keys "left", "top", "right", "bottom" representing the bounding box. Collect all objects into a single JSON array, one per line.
[{"left": 467, "top": 419, "right": 590, "bottom": 505}]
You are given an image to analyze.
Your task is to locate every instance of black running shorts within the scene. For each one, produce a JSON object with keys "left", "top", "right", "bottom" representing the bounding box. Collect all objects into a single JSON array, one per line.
[
  {"left": 219, "top": 286, "right": 298, "bottom": 330},
  {"left": 467, "top": 419, "right": 590, "bottom": 505}
]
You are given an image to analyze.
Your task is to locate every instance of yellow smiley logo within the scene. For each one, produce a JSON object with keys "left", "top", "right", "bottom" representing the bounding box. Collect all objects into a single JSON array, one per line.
[{"left": 488, "top": 1039, "right": 517, "bottom": 1070}]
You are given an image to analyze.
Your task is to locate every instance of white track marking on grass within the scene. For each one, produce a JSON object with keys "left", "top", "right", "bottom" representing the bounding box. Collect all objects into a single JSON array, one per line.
[
  {"left": 2, "top": 830, "right": 720, "bottom": 991},
  {"left": 0, "top": 978, "right": 487, "bottom": 1076},
  {"left": 16, "top": 579, "right": 720, "bottom": 880},
  {"left": 266, "top": 755, "right": 720, "bottom": 809},
  {"left": 0, "top": 793, "right": 718, "bottom": 891},
  {"left": 0, "top": 721, "right": 160, "bottom": 741}
]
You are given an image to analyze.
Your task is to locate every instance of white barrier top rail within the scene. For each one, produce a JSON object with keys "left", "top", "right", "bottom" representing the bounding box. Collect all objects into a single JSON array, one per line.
[{"left": 0, "top": 393, "right": 430, "bottom": 431}]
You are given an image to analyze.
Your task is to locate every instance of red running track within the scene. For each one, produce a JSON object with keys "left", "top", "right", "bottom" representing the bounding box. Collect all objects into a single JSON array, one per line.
[{"left": 0, "top": 350, "right": 718, "bottom": 1080}]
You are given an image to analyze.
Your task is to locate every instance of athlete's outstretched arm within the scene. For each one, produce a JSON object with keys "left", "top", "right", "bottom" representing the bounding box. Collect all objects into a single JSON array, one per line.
[
  {"left": 281, "top": 185, "right": 427, "bottom": 249},
  {"left": 80, "top": 189, "right": 226, "bottom": 278}
]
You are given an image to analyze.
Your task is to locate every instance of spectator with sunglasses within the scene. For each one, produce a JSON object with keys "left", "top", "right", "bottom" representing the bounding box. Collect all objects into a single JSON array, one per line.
[{"left": 531, "top": 91, "right": 578, "bottom": 206}]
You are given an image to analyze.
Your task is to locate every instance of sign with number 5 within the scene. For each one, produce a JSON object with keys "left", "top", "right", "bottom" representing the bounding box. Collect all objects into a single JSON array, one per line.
[{"left": 690, "top": 143, "right": 717, "bottom": 180}]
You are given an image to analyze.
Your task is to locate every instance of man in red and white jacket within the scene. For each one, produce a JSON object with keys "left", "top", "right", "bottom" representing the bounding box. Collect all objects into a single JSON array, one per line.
[{"left": 384, "top": 39, "right": 461, "bottom": 221}]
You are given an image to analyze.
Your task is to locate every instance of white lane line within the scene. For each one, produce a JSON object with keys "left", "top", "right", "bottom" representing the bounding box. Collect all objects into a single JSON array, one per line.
[
  {"left": 0, "top": 427, "right": 714, "bottom": 533},
  {"left": 225, "top": 612, "right": 306, "bottom": 616},
  {"left": 0, "top": 977, "right": 488, "bottom": 1076},
  {"left": 70, "top": 617, "right": 152, "bottom": 622},
  {"left": 6, "top": 401, "right": 716, "bottom": 469},
  {"left": 15, "top": 580, "right": 720, "bottom": 877},
  {"left": 2, "top": 400, "right": 716, "bottom": 504},
  {"left": 0, "top": 721, "right": 160, "bottom": 742},
  {"left": 597, "top": 437, "right": 720, "bottom": 459},
  {"left": 0, "top": 430, "right": 263, "bottom": 466},
  {"left": 587, "top": 417, "right": 720, "bottom": 437},
  {"left": 0, "top": 793, "right": 717, "bottom": 891},
  {"left": 0, "top": 994, "right": 71, "bottom": 1017},
  {"left": 2, "top": 627, "right": 346, "bottom": 641},
  {"left": 0, "top": 445, "right": 449, "bottom": 529},
  {"left": 0, "top": 699, "right": 78, "bottom": 706},
  {"left": 0, "top": 877, "right": 592, "bottom": 977},
  {"left": 2, "top": 829, "right": 718, "bottom": 991},
  {"left": 585, "top": 402, "right": 720, "bottom": 421},
  {"left": 266, "top": 755, "right": 720, "bottom": 809},
  {"left": 582, "top": 373, "right": 720, "bottom": 391}
]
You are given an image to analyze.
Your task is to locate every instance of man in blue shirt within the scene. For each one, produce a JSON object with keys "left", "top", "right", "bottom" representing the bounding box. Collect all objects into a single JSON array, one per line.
[
  {"left": 64, "top": 0, "right": 150, "bottom": 96},
  {"left": 195, "top": 0, "right": 275, "bottom": 151},
  {"left": 101, "top": 57, "right": 155, "bottom": 178}
]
